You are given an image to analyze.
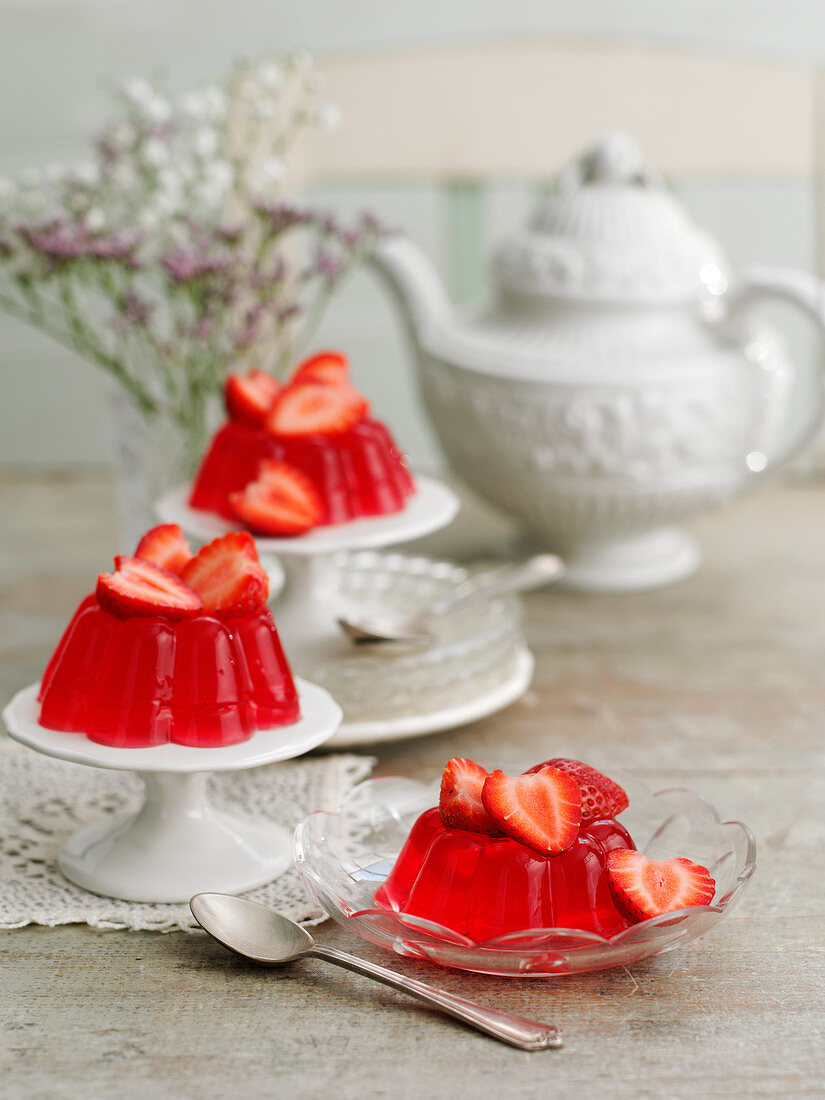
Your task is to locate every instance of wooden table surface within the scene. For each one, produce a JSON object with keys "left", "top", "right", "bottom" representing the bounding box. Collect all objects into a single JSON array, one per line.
[{"left": 2, "top": 472, "right": 824, "bottom": 1099}]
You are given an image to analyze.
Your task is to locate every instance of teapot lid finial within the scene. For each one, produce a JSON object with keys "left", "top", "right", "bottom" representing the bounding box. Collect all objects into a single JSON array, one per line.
[
  {"left": 493, "top": 132, "right": 727, "bottom": 305},
  {"left": 558, "top": 131, "right": 658, "bottom": 191}
]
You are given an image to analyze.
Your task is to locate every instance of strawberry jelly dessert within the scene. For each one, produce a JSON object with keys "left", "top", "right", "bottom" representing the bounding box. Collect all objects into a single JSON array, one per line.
[
  {"left": 38, "top": 526, "right": 300, "bottom": 748},
  {"left": 188, "top": 353, "right": 414, "bottom": 533},
  {"left": 375, "top": 757, "right": 714, "bottom": 942},
  {"left": 375, "top": 807, "right": 635, "bottom": 940}
]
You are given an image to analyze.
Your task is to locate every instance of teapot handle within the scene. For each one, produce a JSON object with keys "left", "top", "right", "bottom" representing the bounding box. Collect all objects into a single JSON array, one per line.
[{"left": 728, "top": 264, "right": 825, "bottom": 473}]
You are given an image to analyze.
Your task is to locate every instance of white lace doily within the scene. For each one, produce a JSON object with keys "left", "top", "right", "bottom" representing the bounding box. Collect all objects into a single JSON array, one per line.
[{"left": 0, "top": 738, "right": 374, "bottom": 933}]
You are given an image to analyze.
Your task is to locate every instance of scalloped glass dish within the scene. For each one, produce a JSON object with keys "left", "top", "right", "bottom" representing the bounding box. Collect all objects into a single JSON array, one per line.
[{"left": 294, "top": 773, "right": 755, "bottom": 977}]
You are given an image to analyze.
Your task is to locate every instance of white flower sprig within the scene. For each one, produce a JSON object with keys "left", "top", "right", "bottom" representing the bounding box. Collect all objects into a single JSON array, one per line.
[{"left": 0, "top": 54, "right": 380, "bottom": 460}]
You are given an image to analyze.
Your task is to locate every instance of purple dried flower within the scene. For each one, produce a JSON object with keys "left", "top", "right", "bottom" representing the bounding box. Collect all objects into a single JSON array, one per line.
[
  {"left": 253, "top": 200, "right": 314, "bottom": 235},
  {"left": 161, "top": 249, "right": 232, "bottom": 283},
  {"left": 193, "top": 316, "right": 216, "bottom": 338},
  {"left": 277, "top": 303, "right": 302, "bottom": 324},
  {"left": 110, "top": 290, "right": 153, "bottom": 335},
  {"left": 360, "top": 211, "right": 385, "bottom": 234},
  {"left": 314, "top": 250, "right": 343, "bottom": 283},
  {"left": 216, "top": 222, "right": 246, "bottom": 243},
  {"left": 87, "top": 229, "right": 143, "bottom": 266},
  {"left": 124, "top": 289, "right": 153, "bottom": 326},
  {"left": 18, "top": 221, "right": 142, "bottom": 268},
  {"left": 336, "top": 227, "right": 361, "bottom": 248},
  {"left": 250, "top": 254, "right": 287, "bottom": 289}
]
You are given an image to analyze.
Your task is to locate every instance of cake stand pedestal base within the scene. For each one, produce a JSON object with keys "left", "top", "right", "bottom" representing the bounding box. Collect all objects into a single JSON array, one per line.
[
  {"left": 270, "top": 554, "right": 351, "bottom": 667},
  {"left": 3, "top": 680, "right": 342, "bottom": 904},
  {"left": 58, "top": 772, "right": 293, "bottom": 903}
]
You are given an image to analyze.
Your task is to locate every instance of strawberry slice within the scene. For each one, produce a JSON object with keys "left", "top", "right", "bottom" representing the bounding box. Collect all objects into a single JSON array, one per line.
[
  {"left": 439, "top": 758, "right": 502, "bottom": 835},
  {"left": 525, "top": 758, "right": 629, "bottom": 823},
  {"left": 265, "top": 381, "right": 369, "bottom": 437},
  {"left": 225, "top": 368, "right": 282, "bottom": 424},
  {"left": 180, "top": 531, "right": 269, "bottom": 616},
  {"left": 606, "top": 849, "right": 716, "bottom": 923},
  {"left": 96, "top": 556, "right": 202, "bottom": 619},
  {"left": 230, "top": 461, "right": 323, "bottom": 536},
  {"left": 481, "top": 766, "right": 582, "bottom": 856},
  {"left": 290, "top": 350, "right": 350, "bottom": 388},
  {"left": 134, "top": 523, "right": 193, "bottom": 575}
]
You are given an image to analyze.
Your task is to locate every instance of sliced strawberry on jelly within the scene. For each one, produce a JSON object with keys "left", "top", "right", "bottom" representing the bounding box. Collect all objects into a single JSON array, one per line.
[
  {"left": 439, "top": 757, "right": 502, "bottom": 836},
  {"left": 290, "top": 350, "right": 350, "bottom": 388},
  {"left": 606, "top": 849, "right": 716, "bottom": 923},
  {"left": 134, "top": 523, "right": 193, "bottom": 575},
  {"left": 265, "top": 381, "right": 369, "bottom": 437},
  {"left": 96, "top": 556, "right": 203, "bottom": 620},
  {"left": 181, "top": 531, "right": 269, "bottom": 616},
  {"left": 225, "top": 368, "right": 282, "bottom": 424},
  {"left": 481, "top": 766, "right": 582, "bottom": 856},
  {"left": 525, "top": 757, "right": 629, "bottom": 823},
  {"left": 230, "top": 460, "right": 323, "bottom": 536}
]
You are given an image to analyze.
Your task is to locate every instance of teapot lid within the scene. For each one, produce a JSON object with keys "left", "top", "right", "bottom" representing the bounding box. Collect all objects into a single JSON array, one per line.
[{"left": 492, "top": 133, "right": 728, "bottom": 304}]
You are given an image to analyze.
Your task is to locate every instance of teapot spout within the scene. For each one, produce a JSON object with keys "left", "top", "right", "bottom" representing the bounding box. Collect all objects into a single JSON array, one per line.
[{"left": 371, "top": 235, "right": 452, "bottom": 351}]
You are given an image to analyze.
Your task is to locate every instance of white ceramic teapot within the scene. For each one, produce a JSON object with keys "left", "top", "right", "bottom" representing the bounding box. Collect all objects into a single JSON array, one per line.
[{"left": 373, "top": 133, "right": 825, "bottom": 590}]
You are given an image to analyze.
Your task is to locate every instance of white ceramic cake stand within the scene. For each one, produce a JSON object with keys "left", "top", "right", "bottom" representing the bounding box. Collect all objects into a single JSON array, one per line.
[
  {"left": 156, "top": 475, "right": 460, "bottom": 667},
  {"left": 2, "top": 680, "right": 342, "bottom": 904}
]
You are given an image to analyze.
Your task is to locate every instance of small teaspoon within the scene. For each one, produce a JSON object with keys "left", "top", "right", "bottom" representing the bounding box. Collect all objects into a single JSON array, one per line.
[
  {"left": 190, "top": 893, "right": 562, "bottom": 1051},
  {"left": 338, "top": 554, "right": 564, "bottom": 651}
]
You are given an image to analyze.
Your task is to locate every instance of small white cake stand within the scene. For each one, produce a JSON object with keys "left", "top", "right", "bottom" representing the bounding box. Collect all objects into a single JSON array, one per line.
[
  {"left": 156, "top": 475, "right": 460, "bottom": 666},
  {"left": 2, "top": 680, "right": 342, "bottom": 904}
]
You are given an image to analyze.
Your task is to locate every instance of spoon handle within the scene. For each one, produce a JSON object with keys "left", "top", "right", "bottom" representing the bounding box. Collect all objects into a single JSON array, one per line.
[
  {"left": 426, "top": 554, "right": 565, "bottom": 621},
  {"left": 306, "top": 944, "right": 561, "bottom": 1051}
]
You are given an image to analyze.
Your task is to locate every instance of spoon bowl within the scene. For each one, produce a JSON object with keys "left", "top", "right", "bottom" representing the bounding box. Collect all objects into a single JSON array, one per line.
[{"left": 191, "top": 892, "right": 312, "bottom": 965}]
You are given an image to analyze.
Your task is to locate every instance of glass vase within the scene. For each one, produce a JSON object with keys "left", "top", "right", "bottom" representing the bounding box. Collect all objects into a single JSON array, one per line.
[{"left": 107, "top": 387, "right": 220, "bottom": 551}]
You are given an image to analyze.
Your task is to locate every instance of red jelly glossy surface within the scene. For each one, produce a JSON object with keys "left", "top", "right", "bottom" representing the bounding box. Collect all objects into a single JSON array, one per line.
[
  {"left": 38, "top": 594, "right": 300, "bottom": 747},
  {"left": 188, "top": 418, "right": 415, "bottom": 526},
  {"left": 374, "top": 807, "right": 635, "bottom": 940}
]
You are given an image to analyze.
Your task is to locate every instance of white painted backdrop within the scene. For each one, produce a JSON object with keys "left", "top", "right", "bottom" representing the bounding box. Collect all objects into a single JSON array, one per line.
[{"left": 0, "top": 0, "right": 823, "bottom": 472}]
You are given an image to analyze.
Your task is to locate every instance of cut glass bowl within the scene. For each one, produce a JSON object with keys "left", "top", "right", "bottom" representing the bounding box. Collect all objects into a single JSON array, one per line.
[{"left": 294, "top": 772, "right": 755, "bottom": 977}]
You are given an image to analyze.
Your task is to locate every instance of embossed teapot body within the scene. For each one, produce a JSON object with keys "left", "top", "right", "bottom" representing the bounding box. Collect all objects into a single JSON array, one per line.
[{"left": 373, "top": 134, "right": 825, "bottom": 590}]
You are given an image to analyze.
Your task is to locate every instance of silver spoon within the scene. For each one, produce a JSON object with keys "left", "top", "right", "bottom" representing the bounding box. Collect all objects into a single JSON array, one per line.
[
  {"left": 337, "top": 553, "right": 564, "bottom": 651},
  {"left": 190, "top": 893, "right": 561, "bottom": 1051}
]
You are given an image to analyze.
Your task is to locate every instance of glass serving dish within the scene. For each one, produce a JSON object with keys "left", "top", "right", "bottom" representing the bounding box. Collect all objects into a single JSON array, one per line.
[
  {"left": 301, "top": 552, "right": 527, "bottom": 726},
  {"left": 294, "top": 772, "right": 756, "bottom": 977}
]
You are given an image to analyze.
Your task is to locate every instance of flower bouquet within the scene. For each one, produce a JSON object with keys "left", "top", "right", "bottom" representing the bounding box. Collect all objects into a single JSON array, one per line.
[{"left": 0, "top": 54, "right": 384, "bottom": 541}]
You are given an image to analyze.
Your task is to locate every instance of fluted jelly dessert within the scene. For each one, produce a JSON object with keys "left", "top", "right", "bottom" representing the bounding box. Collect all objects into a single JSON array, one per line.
[
  {"left": 375, "top": 807, "right": 634, "bottom": 939},
  {"left": 375, "top": 756, "right": 716, "bottom": 941},
  {"left": 38, "top": 525, "right": 300, "bottom": 748},
  {"left": 188, "top": 353, "right": 414, "bottom": 535}
]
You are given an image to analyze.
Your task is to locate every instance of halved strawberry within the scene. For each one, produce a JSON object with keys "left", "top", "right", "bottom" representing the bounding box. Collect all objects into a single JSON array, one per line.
[
  {"left": 180, "top": 531, "right": 269, "bottom": 616},
  {"left": 96, "top": 556, "right": 202, "bottom": 620},
  {"left": 606, "top": 849, "right": 716, "bottom": 923},
  {"left": 230, "top": 461, "right": 323, "bottom": 536},
  {"left": 134, "top": 523, "right": 193, "bottom": 575},
  {"left": 481, "top": 767, "right": 581, "bottom": 856},
  {"left": 225, "top": 368, "right": 282, "bottom": 424},
  {"left": 290, "top": 350, "right": 350, "bottom": 388},
  {"left": 525, "top": 758, "right": 629, "bottom": 823},
  {"left": 265, "top": 381, "right": 369, "bottom": 437},
  {"left": 439, "top": 758, "right": 502, "bottom": 835}
]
